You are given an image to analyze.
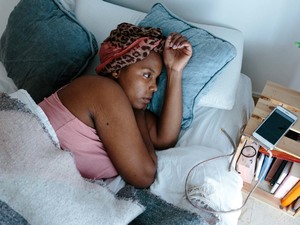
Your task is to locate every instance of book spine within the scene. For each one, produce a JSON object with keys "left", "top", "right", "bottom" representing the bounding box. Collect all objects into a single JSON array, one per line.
[
  {"left": 270, "top": 161, "right": 292, "bottom": 194},
  {"left": 274, "top": 176, "right": 299, "bottom": 199},
  {"left": 281, "top": 181, "right": 300, "bottom": 207},
  {"left": 293, "top": 197, "right": 300, "bottom": 211},
  {"left": 265, "top": 158, "right": 283, "bottom": 182},
  {"left": 274, "top": 161, "right": 300, "bottom": 199},
  {"left": 258, "top": 155, "right": 273, "bottom": 181},
  {"left": 254, "top": 153, "right": 264, "bottom": 181},
  {"left": 270, "top": 160, "right": 288, "bottom": 186}
]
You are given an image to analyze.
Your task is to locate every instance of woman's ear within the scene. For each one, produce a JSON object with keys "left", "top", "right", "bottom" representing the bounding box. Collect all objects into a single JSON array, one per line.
[{"left": 112, "top": 70, "right": 121, "bottom": 79}]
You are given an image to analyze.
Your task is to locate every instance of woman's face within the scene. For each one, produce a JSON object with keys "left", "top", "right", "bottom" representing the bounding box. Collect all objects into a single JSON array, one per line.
[{"left": 116, "top": 51, "right": 163, "bottom": 110}]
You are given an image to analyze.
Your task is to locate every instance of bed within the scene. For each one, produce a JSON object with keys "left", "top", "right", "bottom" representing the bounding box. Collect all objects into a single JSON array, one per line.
[{"left": 0, "top": 0, "right": 254, "bottom": 225}]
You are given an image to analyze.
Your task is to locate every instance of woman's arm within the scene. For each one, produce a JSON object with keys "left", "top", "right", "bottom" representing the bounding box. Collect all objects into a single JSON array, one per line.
[
  {"left": 133, "top": 109, "right": 157, "bottom": 164},
  {"left": 146, "top": 33, "right": 193, "bottom": 149},
  {"left": 90, "top": 78, "right": 157, "bottom": 188}
]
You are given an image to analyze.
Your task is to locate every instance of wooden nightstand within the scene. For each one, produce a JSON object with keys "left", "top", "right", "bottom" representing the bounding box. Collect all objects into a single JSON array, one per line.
[{"left": 234, "top": 81, "right": 300, "bottom": 217}]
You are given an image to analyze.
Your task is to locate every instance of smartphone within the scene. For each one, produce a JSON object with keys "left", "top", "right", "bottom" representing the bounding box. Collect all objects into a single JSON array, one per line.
[{"left": 252, "top": 105, "right": 297, "bottom": 150}]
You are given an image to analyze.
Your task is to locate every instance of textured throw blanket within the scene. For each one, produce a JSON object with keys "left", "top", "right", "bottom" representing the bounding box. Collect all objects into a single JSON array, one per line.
[
  {"left": 117, "top": 185, "right": 217, "bottom": 225},
  {"left": 0, "top": 92, "right": 144, "bottom": 225}
]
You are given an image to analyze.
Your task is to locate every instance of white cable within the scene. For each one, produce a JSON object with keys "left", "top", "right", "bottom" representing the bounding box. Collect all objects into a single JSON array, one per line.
[{"left": 184, "top": 128, "right": 273, "bottom": 214}]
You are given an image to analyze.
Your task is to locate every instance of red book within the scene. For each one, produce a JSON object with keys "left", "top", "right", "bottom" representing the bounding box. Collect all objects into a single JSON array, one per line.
[
  {"left": 265, "top": 158, "right": 283, "bottom": 182},
  {"left": 259, "top": 147, "right": 300, "bottom": 163}
]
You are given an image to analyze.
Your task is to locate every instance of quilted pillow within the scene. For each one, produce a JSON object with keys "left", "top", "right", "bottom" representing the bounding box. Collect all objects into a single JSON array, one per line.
[
  {"left": 0, "top": 0, "right": 98, "bottom": 103},
  {"left": 139, "top": 3, "right": 236, "bottom": 129}
]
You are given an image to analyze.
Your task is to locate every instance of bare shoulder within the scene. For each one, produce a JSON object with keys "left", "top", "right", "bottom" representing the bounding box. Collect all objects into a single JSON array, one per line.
[
  {"left": 87, "top": 76, "right": 132, "bottom": 122},
  {"left": 61, "top": 75, "right": 125, "bottom": 102},
  {"left": 82, "top": 75, "right": 128, "bottom": 106},
  {"left": 73, "top": 76, "right": 133, "bottom": 124},
  {"left": 58, "top": 75, "right": 127, "bottom": 128},
  {"left": 71, "top": 75, "right": 120, "bottom": 91}
]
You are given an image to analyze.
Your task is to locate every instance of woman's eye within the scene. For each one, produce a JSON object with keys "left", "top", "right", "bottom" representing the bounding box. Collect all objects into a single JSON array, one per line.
[{"left": 143, "top": 73, "right": 151, "bottom": 78}]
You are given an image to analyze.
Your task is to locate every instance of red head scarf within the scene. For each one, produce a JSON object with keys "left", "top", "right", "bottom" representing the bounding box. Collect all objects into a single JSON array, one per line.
[{"left": 95, "top": 23, "right": 165, "bottom": 74}]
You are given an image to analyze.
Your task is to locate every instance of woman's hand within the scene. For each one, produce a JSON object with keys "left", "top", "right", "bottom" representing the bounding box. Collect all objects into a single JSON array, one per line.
[
  {"left": 145, "top": 33, "right": 192, "bottom": 150},
  {"left": 163, "top": 33, "right": 192, "bottom": 73}
]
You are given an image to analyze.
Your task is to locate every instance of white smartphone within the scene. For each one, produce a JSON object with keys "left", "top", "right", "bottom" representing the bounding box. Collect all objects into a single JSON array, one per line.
[{"left": 252, "top": 105, "right": 297, "bottom": 150}]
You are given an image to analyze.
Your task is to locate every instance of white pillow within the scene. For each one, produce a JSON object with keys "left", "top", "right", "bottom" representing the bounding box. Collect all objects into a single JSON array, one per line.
[{"left": 76, "top": 0, "right": 244, "bottom": 110}]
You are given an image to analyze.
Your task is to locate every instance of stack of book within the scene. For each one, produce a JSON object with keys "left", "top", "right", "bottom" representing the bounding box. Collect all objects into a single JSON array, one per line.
[{"left": 236, "top": 141, "right": 300, "bottom": 213}]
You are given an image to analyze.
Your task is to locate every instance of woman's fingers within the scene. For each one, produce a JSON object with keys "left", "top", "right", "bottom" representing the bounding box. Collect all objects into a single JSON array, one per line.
[{"left": 167, "top": 33, "right": 189, "bottom": 49}]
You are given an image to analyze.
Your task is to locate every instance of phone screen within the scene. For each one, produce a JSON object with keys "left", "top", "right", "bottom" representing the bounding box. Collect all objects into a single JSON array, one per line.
[{"left": 255, "top": 108, "right": 295, "bottom": 145}]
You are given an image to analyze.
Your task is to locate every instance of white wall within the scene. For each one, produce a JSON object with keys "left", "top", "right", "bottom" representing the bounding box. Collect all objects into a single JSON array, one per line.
[{"left": 106, "top": 0, "right": 300, "bottom": 95}]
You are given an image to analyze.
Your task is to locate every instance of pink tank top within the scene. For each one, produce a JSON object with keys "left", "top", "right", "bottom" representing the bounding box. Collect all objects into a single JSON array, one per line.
[{"left": 39, "top": 92, "right": 118, "bottom": 180}]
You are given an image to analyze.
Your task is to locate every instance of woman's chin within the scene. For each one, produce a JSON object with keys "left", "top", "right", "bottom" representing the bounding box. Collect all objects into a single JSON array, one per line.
[{"left": 132, "top": 104, "right": 147, "bottom": 111}]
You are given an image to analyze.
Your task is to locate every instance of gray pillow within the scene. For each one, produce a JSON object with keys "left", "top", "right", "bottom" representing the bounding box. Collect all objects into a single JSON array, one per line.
[
  {"left": 139, "top": 3, "right": 236, "bottom": 129},
  {"left": 0, "top": 0, "right": 98, "bottom": 103}
]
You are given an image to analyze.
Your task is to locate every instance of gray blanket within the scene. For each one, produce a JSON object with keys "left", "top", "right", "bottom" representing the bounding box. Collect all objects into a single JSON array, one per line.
[{"left": 0, "top": 92, "right": 144, "bottom": 225}]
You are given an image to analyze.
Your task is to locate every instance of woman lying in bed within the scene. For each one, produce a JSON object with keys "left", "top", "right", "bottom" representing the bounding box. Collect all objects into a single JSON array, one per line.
[{"left": 39, "top": 23, "right": 192, "bottom": 188}]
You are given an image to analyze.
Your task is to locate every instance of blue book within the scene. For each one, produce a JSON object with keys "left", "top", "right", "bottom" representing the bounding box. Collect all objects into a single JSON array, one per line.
[{"left": 258, "top": 156, "right": 274, "bottom": 181}]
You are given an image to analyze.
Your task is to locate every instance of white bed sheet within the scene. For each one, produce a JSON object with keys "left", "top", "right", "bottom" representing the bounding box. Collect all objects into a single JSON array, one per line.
[{"left": 149, "top": 73, "right": 254, "bottom": 225}]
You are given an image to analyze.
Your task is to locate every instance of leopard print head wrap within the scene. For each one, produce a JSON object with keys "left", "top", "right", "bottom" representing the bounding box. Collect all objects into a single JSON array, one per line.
[{"left": 95, "top": 23, "right": 165, "bottom": 75}]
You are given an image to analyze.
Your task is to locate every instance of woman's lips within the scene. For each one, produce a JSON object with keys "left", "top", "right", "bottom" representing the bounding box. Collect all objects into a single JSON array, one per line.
[{"left": 143, "top": 97, "right": 151, "bottom": 104}]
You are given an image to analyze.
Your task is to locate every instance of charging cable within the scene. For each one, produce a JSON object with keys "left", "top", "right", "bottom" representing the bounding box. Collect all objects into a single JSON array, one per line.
[{"left": 184, "top": 128, "right": 273, "bottom": 214}]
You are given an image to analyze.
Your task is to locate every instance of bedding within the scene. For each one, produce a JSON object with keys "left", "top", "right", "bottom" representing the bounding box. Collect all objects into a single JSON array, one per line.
[
  {"left": 0, "top": 0, "right": 255, "bottom": 225},
  {"left": 0, "top": 91, "right": 144, "bottom": 225}
]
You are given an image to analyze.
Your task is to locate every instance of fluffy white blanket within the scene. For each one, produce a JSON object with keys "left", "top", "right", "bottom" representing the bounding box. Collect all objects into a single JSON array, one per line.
[{"left": 0, "top": 92, "right": 144, "bottom": 225}]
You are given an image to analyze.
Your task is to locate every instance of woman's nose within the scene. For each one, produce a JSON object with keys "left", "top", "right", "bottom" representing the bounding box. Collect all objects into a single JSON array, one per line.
[{"left": 150, "top": 82, "right": 157, "bottom": 92}]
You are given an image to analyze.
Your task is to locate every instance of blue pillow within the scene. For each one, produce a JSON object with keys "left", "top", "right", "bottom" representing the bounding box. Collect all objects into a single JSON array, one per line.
[
  {"left": 139, "top": 3, "right": 236, "bottom": 129},
  {"left": 0, "top": 0, "right": 98, "bottom": 103}
]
